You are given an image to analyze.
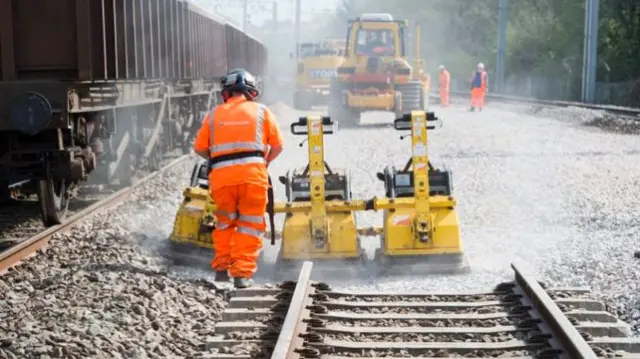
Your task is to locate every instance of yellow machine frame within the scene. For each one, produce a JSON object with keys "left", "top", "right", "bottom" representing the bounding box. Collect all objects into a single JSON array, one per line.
[
  {"left": 376, "top": 111, "right": 463, "bottom": 258},
  {"left": 277, "top": 115, "right": 363, "bottom": 261}
]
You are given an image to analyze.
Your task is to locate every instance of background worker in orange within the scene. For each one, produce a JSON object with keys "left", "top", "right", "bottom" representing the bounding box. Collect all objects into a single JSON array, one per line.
[
  {"left": 469, "top": 62, "right": 488, "bottom": 111},
  {"left": 193, "top": 68, "right": 283, "bottom": 289},
  {"left": 438, "top": 65, "right": 451, "bottom": 107}
]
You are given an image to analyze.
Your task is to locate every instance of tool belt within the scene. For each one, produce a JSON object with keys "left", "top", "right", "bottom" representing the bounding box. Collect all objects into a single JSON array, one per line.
[
  {"left": 209, "top": 150, "right": 264, "bottom": 167},
  {"left": 208, "top": 151, "right": 276, "bottom": 245}
]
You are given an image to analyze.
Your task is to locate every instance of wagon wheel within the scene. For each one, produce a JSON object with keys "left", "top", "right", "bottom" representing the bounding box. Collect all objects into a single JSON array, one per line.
[{"left": 37, "top": 177, "right": 69, "bottom": 226}]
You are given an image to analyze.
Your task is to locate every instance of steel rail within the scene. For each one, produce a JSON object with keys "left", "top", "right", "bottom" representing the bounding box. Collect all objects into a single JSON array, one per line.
[
  {"left": 0, "top": 155, "right": 191, "bottom": 275},
  {"left": 511, "top": 262, "right": 598, "bottom": 358},
  {"left": 431, "top": 90, "right": 640, "bottom": 117},
  {"left": 270, "top": 261, "right": 314, "bottom": 359}
]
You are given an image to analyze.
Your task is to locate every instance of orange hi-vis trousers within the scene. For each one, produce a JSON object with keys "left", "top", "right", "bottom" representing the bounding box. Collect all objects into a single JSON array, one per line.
[
  {"left": 210, "top": 183, "right": 267, "bottom": 278},
  {"left": 470, "top": 88, "right": 486, "bottom": 109},
  {"left": 439, "top": 87, "right": 450, "bottom": 106}
]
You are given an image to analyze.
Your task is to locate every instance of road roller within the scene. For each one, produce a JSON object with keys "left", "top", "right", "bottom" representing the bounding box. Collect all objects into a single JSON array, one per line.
[{"left": 372, "top": 110, "right": 469, "bottom": 275}]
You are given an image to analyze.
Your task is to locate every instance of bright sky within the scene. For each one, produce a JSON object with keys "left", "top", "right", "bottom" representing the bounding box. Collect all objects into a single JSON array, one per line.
[{"left": 193, "top": 0, "right": 340, "bottom": 27}]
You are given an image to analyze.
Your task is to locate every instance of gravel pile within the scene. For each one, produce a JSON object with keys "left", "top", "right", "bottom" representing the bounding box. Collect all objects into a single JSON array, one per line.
[{"left": 0, "top": 155, "right": 227, "bottom": 359}]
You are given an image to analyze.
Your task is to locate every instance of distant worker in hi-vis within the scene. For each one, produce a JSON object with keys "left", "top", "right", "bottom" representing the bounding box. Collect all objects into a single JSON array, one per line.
[
  {"left": 469, "top": 62, "right": 488, "bottom": 111},
  {"left": 193, "top": 68, "right": 284, "bottom": 289},
  {"left": 438, "top": 65, "right": 450, "bottom": 107}
]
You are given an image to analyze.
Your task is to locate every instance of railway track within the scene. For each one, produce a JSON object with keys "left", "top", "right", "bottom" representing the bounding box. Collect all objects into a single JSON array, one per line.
[
  {"left": 209, "top": 262, "right": 640, "bottom": 359},
  {"left": 0, "top": 155, "right": 190, "bottom": 274},
  {"left": 430, "top": 91, "right": 640, "bottom": 118},
  {"left": 0, "top": 184, "right": 119, "bottom": 252}
]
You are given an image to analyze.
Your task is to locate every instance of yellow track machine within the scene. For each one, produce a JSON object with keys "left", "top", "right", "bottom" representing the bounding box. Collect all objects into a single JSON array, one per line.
[
  {"left": 166, "top": 111, "right": 467, "bottom": 277},
  {"left": 166, "top": 161, "right": 218, "bottom": 266},
  {"left": 294, "top": 39, "right": 346, "bottom": 110},
  {"left": 329, "top": 13, "right": 431, "bottom": 126},
  {"left": 373, "top": 111, "right": 468, "bottom": 275},
  {"left": 274, "top": 115, "right": 367, "bottom": 277}
]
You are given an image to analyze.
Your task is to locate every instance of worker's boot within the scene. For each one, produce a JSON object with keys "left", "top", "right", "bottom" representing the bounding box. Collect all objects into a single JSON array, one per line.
[
  {"left": 469, "top": 107, "right": 475, "bottom": 112},
  {"left": 234, "top": 277, "right": 254, "bottom": 289},
  {"left": 214, "top": 270, "right": 230, "bottom": 282}
]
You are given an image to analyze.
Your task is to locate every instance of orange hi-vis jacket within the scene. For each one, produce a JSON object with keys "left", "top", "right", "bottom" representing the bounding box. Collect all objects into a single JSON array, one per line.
[
  {"left": 438, "top": 70, "right": 450, "bottom": 89},
  {"left": 193, "top": 96, "right": 283, "bottom": 191}
]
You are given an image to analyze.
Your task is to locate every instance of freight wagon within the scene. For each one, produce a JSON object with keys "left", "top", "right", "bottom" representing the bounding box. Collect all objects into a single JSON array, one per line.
[{"left": 0, "top": 0, "right": 267, "bottom": 225}]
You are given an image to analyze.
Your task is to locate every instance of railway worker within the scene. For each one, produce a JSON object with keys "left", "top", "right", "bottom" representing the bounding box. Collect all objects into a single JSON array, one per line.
[
  {"left": 438, "top": 65, "right": 451, "bottom": 107},
  {"left": 193, "top": 68, "right": 284, "bottom": 289},
  {"left": 469, "top": 62, "right": 488, "bottom": 111}
]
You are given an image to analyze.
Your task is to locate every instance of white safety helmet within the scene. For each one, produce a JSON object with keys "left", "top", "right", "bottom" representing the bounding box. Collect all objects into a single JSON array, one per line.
[
  {"left": 438, "top": 65, "right": 445, "bottom": 70},
  {"left": 477, "top": 62, "right": 485, "bottom": 70}
]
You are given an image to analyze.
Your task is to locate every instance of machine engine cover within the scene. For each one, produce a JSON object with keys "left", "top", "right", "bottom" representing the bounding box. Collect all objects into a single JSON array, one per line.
[
  {"left": 284, "top": 167, "right": 351, "bottom": 202},
  {"left": 380, "top": 164, "right": 452, "bottom": 198}
]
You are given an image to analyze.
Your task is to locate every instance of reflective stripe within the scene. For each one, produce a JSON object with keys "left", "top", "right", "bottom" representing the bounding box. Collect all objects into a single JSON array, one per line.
[
  {"left": 217, "top": 222, "right": 232, "bottom": 230},
  {"left": 215, "top": 210, "right": 237, "bottom": 220},
  {"left": 211, "top": 142, "right": 264, "bottom": 152},
  {"left": 238, "top": 214, "right": 264, "bottom": 223},
  {"left": 209, "top": 103, "right": 267, "bottom": 154},
  {"left": 237, "top": 226, "right": 263, "bottom": 237},
  {"left": 210, "top": 156, "right": 265, "bottom": 170}
]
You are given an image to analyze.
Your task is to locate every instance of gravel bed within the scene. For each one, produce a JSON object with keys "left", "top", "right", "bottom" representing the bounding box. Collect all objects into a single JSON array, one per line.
[
  {"left": 268, "top": 103, "right": 640, "bottom": 336},
  {"left": 321, "top": 332, "right": 520, "bottom": 343},
  {"left": 0, "top": 155, "right": 228, "bottom": 359}
]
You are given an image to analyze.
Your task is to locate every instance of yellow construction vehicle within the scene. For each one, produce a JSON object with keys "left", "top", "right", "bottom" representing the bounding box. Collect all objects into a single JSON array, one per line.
[
  {"left": 373, "top": 111, "right": 468, "bottom": 275},
  {"left": 294, "top": 39, "right": 346, "bottom": 110},
  {"left": 329, "top": 13, "right": 430, "bottom": 126}
]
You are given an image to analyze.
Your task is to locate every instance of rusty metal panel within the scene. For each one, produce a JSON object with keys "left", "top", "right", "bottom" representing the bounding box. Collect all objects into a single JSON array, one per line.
[
  {"left": 163, "top": 0, "right": 173, "bottom": 78},
  {"left": 186, "top": 6, "right": 193, "bottom": 78},
  {"left": 224, "top": 24, "right": 235, "bottom": 72},
  {"left": 75, "top": 0, "right": 92, "bottom": 80},
  {"left": 177, "top": 1, "right": 185, "bottom": 79},
  {"left": 123, "top": 0, "right": 135, "bottom": 78},
  {"left": 213, "top": 19, "right": 227, "bottom": 78},
  {"left": 0, "top": 0, "right": 16, "bottom": 80},
  {"left": 198, "top": 14, "right": 204, "bottom": 78},
  {"left": 197, "top": 13, "right": 203, "bottom": 78},
  {"left": 159, "top": 0, "right": 167, "bottom": 78},
  {"left": 167, "top": 0, "right": 174, "bottom": 78},
  {"left": 88, "top": 0, "right": 105, "bottom": 79},
  {"left": 11, "top": 0, "right": 77, "bottom": 79},
  {"left": 103, "top": 0, "right": 117, "bottom": 79},
  {"left": 205, "top": 19, "right": 211, "bottom": 77},
  {"left": 150, "top": 0, "right": 158, "bottom": 78},
  {"left": 194, "top": 13, "right": 200, "bottom": 77},
  {"left": 140, "top": 0, "right": 151, "bottom": 77}
]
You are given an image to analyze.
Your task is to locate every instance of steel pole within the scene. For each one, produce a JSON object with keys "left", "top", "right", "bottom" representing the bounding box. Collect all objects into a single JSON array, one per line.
[
  {"left": 586, "top": 0, "right": 600, "bottom": 102},
  {"left": 496, "top": 0, "right": 508, "bottom": 93}
]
